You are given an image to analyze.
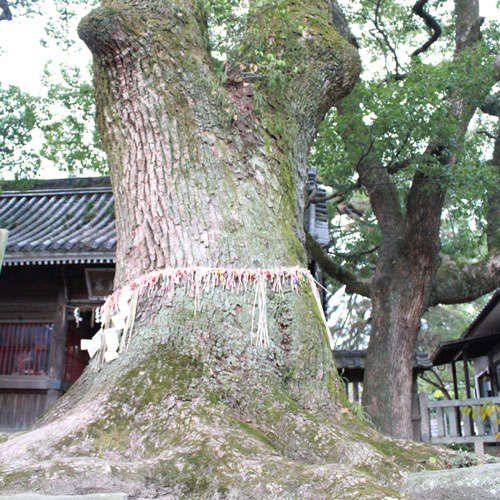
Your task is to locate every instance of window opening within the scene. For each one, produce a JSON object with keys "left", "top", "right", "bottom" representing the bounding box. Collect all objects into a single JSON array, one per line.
[{"left": 0, "top": 323, "right": 53, "bottom": 376}]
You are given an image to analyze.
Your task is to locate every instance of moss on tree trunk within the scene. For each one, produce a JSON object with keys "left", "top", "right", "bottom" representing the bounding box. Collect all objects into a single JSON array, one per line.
[
  {"left": 0, "top": 288, "right": 454, "bottom": 498},
  {"left": 0, "top": 0, "right": 457, "bottom": 497}
]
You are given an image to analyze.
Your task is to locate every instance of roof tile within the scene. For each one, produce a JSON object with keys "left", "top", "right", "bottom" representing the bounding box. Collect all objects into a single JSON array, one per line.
[{"left": 0, "top": 177, "right": 116, "bottom": 266}]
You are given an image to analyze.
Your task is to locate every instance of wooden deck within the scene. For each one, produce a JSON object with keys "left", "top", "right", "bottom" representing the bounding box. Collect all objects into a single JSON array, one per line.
[{"left": 419, "top": 393, "right": 500, "bottom": 455}]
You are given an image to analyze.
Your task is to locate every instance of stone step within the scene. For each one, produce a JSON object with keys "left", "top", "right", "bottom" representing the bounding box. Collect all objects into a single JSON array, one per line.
[{"left": 0, "top": 494, "right": 128, "bottom": 500}]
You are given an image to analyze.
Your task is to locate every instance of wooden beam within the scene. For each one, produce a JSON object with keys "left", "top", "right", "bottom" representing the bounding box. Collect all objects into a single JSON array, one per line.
[
  {"left": 0, "top": 376, "right": 70, "bottom": 392},
  {"left": 430, "top": 434, "right": 498, "bottom": 445},
  {"left": 0, "top": 375, "right": 50, "bottom": 390},
  {"left": 46, "top": 267, "right": 69, "bottom": 408},
  {"left": 426, "top": 396, "right": 500, "bottom": 408}
]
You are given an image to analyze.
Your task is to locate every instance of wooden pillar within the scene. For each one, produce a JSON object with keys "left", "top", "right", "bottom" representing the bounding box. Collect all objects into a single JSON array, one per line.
[
  {"left": 0, "top": 229, "right": 8, "bottom": 274},
  {"left": 46, "top": 267, "right": 68, "bottom": 408},
  {"left": 473, "top": 438, "right": 485, "bottom": 456},
  {"left": 411, "top": 375, "right": 421, "bottom": 441},
  {"left": 419, "top": 392, "right": 430, "bottom": 443},
  {"left": 451, "top": 361, "right": 459, "bottom": 399},
  {"left": 463, "top": 353, "right": 474, "bottom": 435},
  {"left": 463, "top": 354, "right": 472, "bottom": 399},
  {"left": 451, "top": 360, "right": 462, "bottom": 436},
  {"left": 353, "top": 381, "right": 359, "bottom": 403}
]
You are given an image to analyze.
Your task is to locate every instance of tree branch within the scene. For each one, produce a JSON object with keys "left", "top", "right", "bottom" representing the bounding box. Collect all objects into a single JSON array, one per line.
[
  {"left": 372, "top": 0, "right": 404, "bottom": 76},
  {"left": 411, "top": 0, "right": 442, "bottom": 57},
  {"left": 335, "top": 246, "right": 379, "bottom": 260},
  {"left": 420, "top": 370, "right": 452, "bottom": 400},
  {"left": 386, "top": 131, "right": 412, "bottom": 173},
  {"left": 430, "top": 252, "right": 500, "bottom": 306},
  {"left": 0, "top": 0, "right": 12, "bottom": 21},
  {"left": 478, "top": 129, "right": 498, "bottom": 140},
  {"left": 305, "top": 232, "right": 372, "bottom": 297},
  {"left": 455, "top": 0, "right": 483, "bottom": 53},
  {"left": 304, "top": 190, "right": 344, "bottom": 210},
  {"left": 402, "top": 0, "right": 486, "bottom": 271},
  {"left": 329, "top": 0, "right": 359, "bottom": 48},
  {"left": 386, "top": 158, "right": 411, "bottom": 174},
  {"left": 481, "top": 93, "right": 500, "bottom": 118},
  {"left": 336, "top": 98, "right": 405, "bottom": 239},
  {"left": 358, "top": 158, "right": 405, "bottom": 240}
]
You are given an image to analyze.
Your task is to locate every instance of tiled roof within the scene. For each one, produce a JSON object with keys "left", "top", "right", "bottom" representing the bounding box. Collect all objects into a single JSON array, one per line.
[
  {"left": 461, "top": 288, "right": 500, "bottom": 339},
  {"left": 0, "top": 171, "right": 330, "bottom": 267},
  {"left": 333, "top": 349, "right": 432, "bottom": 371},
  {"left": 0, "top": 177, "right": 116, "bottom": 266}
]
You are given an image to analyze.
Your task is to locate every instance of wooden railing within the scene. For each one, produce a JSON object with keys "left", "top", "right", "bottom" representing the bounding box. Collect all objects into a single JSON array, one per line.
[{"left": 419, "top": 393, "right": 500, "bottom": 455}]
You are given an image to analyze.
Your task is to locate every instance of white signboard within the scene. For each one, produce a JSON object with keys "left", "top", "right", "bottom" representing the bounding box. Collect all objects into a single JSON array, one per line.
[{"left": 0, "top": 229, "right": 8, "bottom": 274}]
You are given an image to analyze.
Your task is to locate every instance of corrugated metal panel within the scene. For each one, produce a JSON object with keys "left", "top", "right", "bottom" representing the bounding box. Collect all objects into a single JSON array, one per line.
[
  {"left": 0, "top": 177, "right": 116, "bottom": 266},
  {"left": 305, "top": 166, "right": 330, "bottom": 246}
]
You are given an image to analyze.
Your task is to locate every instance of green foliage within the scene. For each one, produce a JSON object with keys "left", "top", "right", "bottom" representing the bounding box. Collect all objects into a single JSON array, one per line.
[
  {"left": 1, "top": 0, "right": 105, "bottom": 182},
  {"left": 40, "top": 64, "right": 107, "bottom": 175},
  {"left": 348, "top": 400, "right": 375, "bottom": 427},
  {"left": 419, "top": 300, "right": 485, "bottom": 352},
  {"left": 0, "top": 65, "right": 107, "bottom": 182},
  {"left": 449, "top": 449, "right": 479, "bottom": 468},
  {"left": 0, "top": 84, "right": 41, "bottom": 180},
  {"left": 42, "top": 0, "right": 98, "bottom": 50},
  {"left": 311, "top": 0, "right": 500, "bottom": 286},
  {"left": 463, "top": 401, "right": 500, "bottom": 440}
]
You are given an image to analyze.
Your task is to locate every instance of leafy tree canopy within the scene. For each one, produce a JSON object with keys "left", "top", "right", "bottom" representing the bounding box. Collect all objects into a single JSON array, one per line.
[
  {"left": 0, "top": 0, "right": 105, "bottom": 182},
  {"left": 310, "top": 0, "right": 500, "bottom": 297}
]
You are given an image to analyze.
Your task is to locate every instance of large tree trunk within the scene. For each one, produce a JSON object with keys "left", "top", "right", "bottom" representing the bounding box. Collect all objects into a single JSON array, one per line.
[
  {"left": 360, "top": 0, "right": 485, "bottom": 439},
  {"left": 361, "top": 167, "right": 445, "bottom": 439},
  {"left": 0, "top": 1, "right": 442, "bottom": 498},
  {"left": 362, "top": 205, "right": 443, "bottom": 438},
  {"left": 74, "top": 0, "right": 360, "bottom": 421}
]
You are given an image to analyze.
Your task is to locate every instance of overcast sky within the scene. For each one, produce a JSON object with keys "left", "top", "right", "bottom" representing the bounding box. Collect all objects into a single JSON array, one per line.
[
  {"left": 0, "top": 4, "right": 92, "bottom": 95},
  {"left": 1, "top": 1, "right": 498, "bottom": 95}
]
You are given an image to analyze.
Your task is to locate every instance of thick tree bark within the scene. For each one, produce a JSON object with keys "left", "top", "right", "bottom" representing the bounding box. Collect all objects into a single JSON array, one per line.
[
  {"left": 0, "top": 1, "right": 429, "bottom": 497},
  {"left": 73, "top": 0, "right": 361, "bottom": 414},
  {"left": 73, "top": 0, "right": 361, "bottom": 419},
  {"left": 77, "top": 0, "right": 360, "bottom": 288},
  {"left": 362, "top": 177, "right": 445, "bottom": 438}
]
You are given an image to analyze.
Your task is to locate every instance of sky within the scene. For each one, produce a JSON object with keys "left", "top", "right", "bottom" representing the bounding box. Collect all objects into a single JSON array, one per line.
[
  {"left": 0, "top": 1, "right": 498, "bottom": 94},
  {"left": 0, "top": 3, "right": 94, "bottom": 178},
  {"left": 0, "top": 3, "right": 92, "bottom": 96},
  {"left": 0, "top": 0, "right": 498, "bottom": 180}
]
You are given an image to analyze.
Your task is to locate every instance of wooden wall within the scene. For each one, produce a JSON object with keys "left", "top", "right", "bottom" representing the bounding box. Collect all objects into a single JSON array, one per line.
[
  {"left": 0, "top": 390, "right": 48, "bottom": 431},
  {"left": 0, "top": 263, "right": 114, "bottom": 431}
]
